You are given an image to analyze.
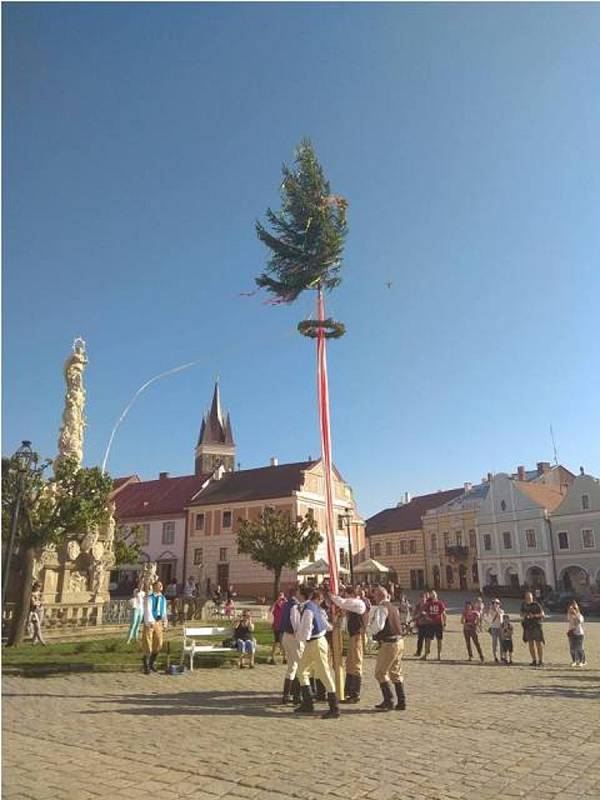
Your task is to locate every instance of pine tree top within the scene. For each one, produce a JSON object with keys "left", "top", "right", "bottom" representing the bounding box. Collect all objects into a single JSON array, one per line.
[{"left": 255, "top": 138, "right": 348, "bottom": 304}]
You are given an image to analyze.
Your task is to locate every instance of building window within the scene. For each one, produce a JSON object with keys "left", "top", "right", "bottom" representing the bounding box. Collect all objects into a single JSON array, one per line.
[
  {"left": 409, "top": 540, "right": 416, "bottom": 554},
  {"left": 137, "top": 523, "right": 150, "bottom": 546},
  {"left": 385, "top": 541, "right": 392, "bottom": 556},
  {"left": 373, "top": 542, "right": 381, "bottom": 557},
  {"left": 195, "top": 513, "right": 205, "bottom": 531},
  {"left": 339, "top": 548, "right": 347, "bottom": 568},
  {"left": 446, "top": 565, "right": 454, "bottom": 585},
  {"left": 307, "top": 507, "right": 315, "bottom": 521},
  {"left": 472, "top": 562, "right": 479, "bottom": 584},
  {"left": 469, "top": 530, "right": 476, "bottom": 549},
  {"left": 455, "top": 531, "right": 462, "bottom": 546},
  {"left": 502, "top": 531, "right": 512, "bottom": 550},
  {"left": 162, "top": 521, "right": 175, "bottom": 545},
  {"left": 582, "top": 529, "right": 595, "bottom": 549},
  {"left": 483, "top": 534, "right": 492, "bottom": 552},
  {"left": 431, "top": 534, "right": 438, "bottom": 552},
  {"left": 557, "top": 531, "right": 569, "bottom": 550},
  {"left": 525, "top": 529, "right": 536, "bottom": 548},
  {"left": 219, "top": 547, "right": 228, "bottom": 561},
  {"left": 194, "top": 548, "right": 203, "bottom": 565},
  {"left": 582, "top": 494, "right": 589, "bottom": 510},
  {"left": 500, "top": 500, "right": 506, "bottom": 511},
  {"left": 337, "top": 515, "right": 345, "bottom": 530},
  {"left": 400, "top": 541, "right": 408, "bottom": 555},
  {"left": 443, "top": 532, "right": 450, "bottom": 547},
  {"left": 222, "top": 511, "right": 232, "bottom": 528}
]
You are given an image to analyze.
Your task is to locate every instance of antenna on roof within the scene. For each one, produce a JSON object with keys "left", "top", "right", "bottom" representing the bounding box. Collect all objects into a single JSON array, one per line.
[{"left": 550, "top": 423, "right": 559, "bottom": 467}]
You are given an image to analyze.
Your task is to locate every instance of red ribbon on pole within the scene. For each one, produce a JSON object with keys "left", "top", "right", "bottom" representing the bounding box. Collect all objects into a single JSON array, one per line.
[{"left": 316, "top": 288, "right": 339, "bottom": 595}]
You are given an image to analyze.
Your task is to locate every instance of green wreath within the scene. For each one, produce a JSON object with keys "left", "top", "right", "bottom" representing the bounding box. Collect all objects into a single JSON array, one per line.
[{"left": 297, "top": 318, "right": 346, "bottom": 339}]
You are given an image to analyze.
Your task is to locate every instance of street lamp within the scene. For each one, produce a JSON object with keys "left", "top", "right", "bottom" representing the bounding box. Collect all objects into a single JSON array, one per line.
[
  {"left": 2, "top": 441, "right": 35, "bottom": 607},
  {"left": 342, "top": 507, "right": 354, "bottom": 586}
]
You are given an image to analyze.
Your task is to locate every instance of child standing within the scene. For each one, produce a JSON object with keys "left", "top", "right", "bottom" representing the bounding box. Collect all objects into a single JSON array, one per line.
[
  {"left": 567, "top": 601, "right": 586, "bottom": 667},
  {"left": 500, "top": 613, "right": 514, "bottom": 664}
]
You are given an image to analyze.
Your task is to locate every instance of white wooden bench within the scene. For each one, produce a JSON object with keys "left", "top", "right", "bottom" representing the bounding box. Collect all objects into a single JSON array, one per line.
[{"left": 182, "top": 626, "right": 235, "bottom": 671}]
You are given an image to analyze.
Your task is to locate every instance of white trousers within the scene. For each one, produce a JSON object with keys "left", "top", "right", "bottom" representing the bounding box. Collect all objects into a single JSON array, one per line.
[
  {"left": 282, "top": 632, "right": 304, "bottom": 680},
  {"left": 297, "top": 635, "right": 335, "bottom": 693}
]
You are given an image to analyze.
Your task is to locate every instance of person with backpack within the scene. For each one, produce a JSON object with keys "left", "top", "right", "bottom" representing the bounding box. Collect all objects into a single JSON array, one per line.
[
  {"left": 330, "top": 586, "right": 367, "bottom": 703},
  {"left": 367, "top": 585, "right": 406, "bottom": 712}
]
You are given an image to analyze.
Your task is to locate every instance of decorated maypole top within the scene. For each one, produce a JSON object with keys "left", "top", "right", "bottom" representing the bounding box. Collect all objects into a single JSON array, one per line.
[{"left": 255, "top": 139, "right": 348, "bottom": 594}]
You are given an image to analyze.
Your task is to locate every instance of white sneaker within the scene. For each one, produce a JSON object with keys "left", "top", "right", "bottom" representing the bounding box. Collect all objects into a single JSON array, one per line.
[{"left": 571, "top": 662, "right": 577, "bottom": 667}]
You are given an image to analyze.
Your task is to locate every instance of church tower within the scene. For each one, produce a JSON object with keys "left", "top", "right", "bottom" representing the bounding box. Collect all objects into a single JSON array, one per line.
[{"left": 195, "top": 381, "right": 236, "bottom": 475}]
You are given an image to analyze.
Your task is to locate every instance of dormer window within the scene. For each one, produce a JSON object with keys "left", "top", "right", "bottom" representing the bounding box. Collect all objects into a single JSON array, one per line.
[{"left": 222, "top": 510, "right": 232, "bottom": 528}]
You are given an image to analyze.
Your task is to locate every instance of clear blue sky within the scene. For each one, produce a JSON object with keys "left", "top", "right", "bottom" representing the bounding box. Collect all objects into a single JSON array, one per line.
[{"left": 3, "top": 3, "right": 600, "bottom": 517}]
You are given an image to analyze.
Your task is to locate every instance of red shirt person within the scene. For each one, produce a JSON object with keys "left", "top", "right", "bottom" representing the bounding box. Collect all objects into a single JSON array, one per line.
[
  {"left": 421, "top": 591, "right": 447, "bottom": 661},
  {"left": 269, "top": 593, "right": 286, "bottom": 665}
]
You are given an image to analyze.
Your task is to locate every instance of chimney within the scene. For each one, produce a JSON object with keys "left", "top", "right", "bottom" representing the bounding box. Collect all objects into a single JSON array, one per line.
[
  {"left": 487, "top": 472, "right": 493, "bottom": 482},
  {"left": 270, "top": 457, "right": 278, "bottom": 467},
  {"left": 159, "top": 472, "right": 170, "bottom": 480},
  {"left": 464, "top": 482, "right": 472, "bottom": 492},
  {"left": 517, "top": 466, "right": 525, "bottom": 481},
  {"left": 537, "top": 461, "right": 551, "bottom": 476},
  {"left": 404, "top": 491, "right": 411, "bottom": 504},
  {"left": 580, "top": 466, "right": 585, "bottom": 475}
]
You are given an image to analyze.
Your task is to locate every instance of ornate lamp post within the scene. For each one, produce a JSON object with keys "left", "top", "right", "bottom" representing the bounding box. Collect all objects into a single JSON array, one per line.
[
  {"left": 2, "top": 441, "right": 35, "bottom": 607},
  {"left": 342, "top": 507, "right": 355, "bottom": 586}
]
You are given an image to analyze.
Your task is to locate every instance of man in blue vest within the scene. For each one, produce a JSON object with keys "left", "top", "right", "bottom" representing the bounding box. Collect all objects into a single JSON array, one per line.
[
  {"left": 279, "top": 586, "right": 303, "bottom": 704},
  {"left": 293, "top": 585, "right": 341, "bottom": 719},
  {"left": 142, "top": 580, "right": 168, "bottom": 674}
]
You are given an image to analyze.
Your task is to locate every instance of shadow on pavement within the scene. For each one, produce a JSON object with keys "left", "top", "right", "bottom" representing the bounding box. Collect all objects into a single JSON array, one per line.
[{"left": 481, "top": 682, "right": 600, "bottom": 700}]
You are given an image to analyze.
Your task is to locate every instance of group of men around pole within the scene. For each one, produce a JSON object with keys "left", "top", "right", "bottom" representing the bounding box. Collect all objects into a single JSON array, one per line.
[{"left": 278, "top": 582, "right": 407, "bottom": 719}]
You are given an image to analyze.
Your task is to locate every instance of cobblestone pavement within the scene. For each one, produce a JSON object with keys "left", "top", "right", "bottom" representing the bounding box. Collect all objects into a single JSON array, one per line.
[{"left": 3, "top": 611, "right": 600, "bottom": 800}]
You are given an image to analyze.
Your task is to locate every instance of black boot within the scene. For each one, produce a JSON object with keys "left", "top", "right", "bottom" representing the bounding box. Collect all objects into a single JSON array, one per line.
[
  {"left": 394, "top": 681, "right": 406, "bottom": 711},
  {"left": 291, "top": 678, "right": 301, "bottom": 705},
  {"left": 149, "top": 653, "right": 158, "bottom": 673},
  {"left": 352, "top": 675, "right": 362, "bottom": 702},
  {"left": 375, "top": 682, "right": 394, "bottom": 711},
  {"left": 341, "top": 674, "right": 360, "bottom": 704},
  {"left": 281, "top": 678, "right": 292, "bottom": 705},
  {"left": 294, "top": 684, "right": 315, "bottom": 714},
  {"left": 321, "top": 692, "right": 341, "bottom": 719},
  {"left": 315, "top": 679, "right": 327, "bottom": 702},
  {"left": 142, "top": 656, "right": 150, "bottom": 675}
]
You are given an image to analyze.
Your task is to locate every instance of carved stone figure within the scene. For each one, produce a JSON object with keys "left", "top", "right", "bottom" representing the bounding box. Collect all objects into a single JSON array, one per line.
[
  {"left": 56, "top": 337, "right": 88, "bottom": 470},
  {"left": 69, "top": 571, "right": 89, "bottom": 593},
  {"left": 139, "top": 561, "right": 158, "bottom": 592},
  {"left": 89, "top": 559, "right": 105, "bottom": 595},
  {"left": 80, "top": 525, "right": 100, "bottom": 554},
  {"left": 66, "top": 540, "right": 81, "bottom": 561}
]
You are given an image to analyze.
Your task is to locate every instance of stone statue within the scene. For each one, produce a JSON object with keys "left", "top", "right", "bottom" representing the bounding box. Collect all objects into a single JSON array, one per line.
[
  {"left": 89, "top": 559, "right": 105, "bottom": 595},
  {"left": 139, "top": 561, "right": 158, "bottom": 592},
  {"left": 66, "top": 540, "right": 81, "bottom": 561},
  {"left": 80, "top": 524, "right": 100, "bottom": 554},
  {"left": 69, "top": 571, "right": 89, "bottom": 593},
  {"left": 56, "top": 337, "right": 88, "bottom": 470}
]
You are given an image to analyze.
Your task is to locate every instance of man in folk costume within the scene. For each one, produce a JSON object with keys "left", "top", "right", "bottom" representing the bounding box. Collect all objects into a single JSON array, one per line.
[
  {"left": 367, "top": 586, "right": 406, "bottom": 712},
  {"left": 293, "top": 585, "right": 341, "bottom": 719},
  {"left": 141, "top": 580, "right": 168, "bottom": 674},
  {"left": 279, "top": 585, "right": 303, "bottom": 705},
  {"left": 330, "top": 587, "right": 367, "bottom": 703}
]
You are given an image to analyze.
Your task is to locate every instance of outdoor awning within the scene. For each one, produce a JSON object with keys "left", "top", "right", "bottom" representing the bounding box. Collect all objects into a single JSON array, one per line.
[
  {"left": 297, "top": 559, "right": 349, "bottom": 576},
  {"left": 353, "top": 558, "right": 390, "bottom": 575}
]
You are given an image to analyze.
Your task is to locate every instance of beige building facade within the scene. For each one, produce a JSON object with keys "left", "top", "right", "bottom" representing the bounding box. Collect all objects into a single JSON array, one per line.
[{"left": 186, "top": 460, "right": 365, "bottom": 598}]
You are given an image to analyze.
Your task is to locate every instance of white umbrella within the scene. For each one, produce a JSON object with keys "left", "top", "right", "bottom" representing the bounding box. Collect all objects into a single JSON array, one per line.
[
  {"left": 353, "top": 558, "right": 390, "bottom": 575},
  {"left": 297, "top": 559, "right": 349, "bottom": 576}
]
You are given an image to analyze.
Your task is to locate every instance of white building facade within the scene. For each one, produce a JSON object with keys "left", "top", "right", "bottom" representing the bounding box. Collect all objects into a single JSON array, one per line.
[{"left": 550, "top": 471, "right": 600, "bottom": 592}]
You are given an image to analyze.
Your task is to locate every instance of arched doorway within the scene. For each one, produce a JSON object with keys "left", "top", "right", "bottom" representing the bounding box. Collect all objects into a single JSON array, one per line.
[
  {"left": 525, "top": 566, "right": 546, "bottom": 589},
  {"left": 560, "top": 566, "right": 590, "bottom": 593},
  {"left": 445, "top": 565, "right": 454, "bottom": 587},
  {"left": 505, "top": 566, "right": 520, "bottom": 590},
  {"left": 485, "top": 567, "right": 498, "bottom": 587},
  {"left": 458, "top": 563, "right": 467, "bottom": 590},
  {"left": 433, "top": 566, "right": 441, "bottom": 590},
  {"left": 472, "top": 562, "right": 479, "bottom": 585}
]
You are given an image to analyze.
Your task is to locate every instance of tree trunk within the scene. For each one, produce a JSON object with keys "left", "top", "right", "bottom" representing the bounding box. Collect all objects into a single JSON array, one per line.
[
  {"left": 273, "top": 568, "right": 282, "bottom": 602},
  {"left": 7, "top": 544, "right": 36, "bottom": 647}
]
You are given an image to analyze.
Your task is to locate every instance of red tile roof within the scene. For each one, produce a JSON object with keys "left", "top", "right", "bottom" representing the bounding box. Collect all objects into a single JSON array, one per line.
[
  {"left": 114, "top": 473, "right": 211, "bottom": 519},
  {"left": 188, "top": 461, "right": 319, "bottom": 506},
  {"left": 366, "top": 489, "right": 464, "bottom": 536}
]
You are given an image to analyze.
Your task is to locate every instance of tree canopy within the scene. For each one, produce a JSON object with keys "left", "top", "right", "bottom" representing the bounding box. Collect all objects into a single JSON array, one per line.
[
  {"left": 236, "top": 508, "right": 322, "bottom": 598},
  {"left": 255, "top": 138, "right": 348, "bottom": 304}
]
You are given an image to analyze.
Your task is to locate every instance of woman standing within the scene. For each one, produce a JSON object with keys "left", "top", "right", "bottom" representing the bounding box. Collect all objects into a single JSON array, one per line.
[
  {"left": 461, "top": 601, "right": 484, "bottom": 662},
  {"left": 567, "top": 601, "right": 586, "bottom": 667},
  {"left": 520, "top": 591, "right": 545, "bottom": 667},
  {"left": 487, "top": 598, "right": 504, "bottom": 663},
  {"left": 126, "top": 584, "right": 145, "bottom": 644}
]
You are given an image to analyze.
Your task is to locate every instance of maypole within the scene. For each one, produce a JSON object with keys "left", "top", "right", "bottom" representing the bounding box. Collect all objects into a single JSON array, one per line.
[{"left": 254, "top": 138, "right": 348, "bottom": 696}]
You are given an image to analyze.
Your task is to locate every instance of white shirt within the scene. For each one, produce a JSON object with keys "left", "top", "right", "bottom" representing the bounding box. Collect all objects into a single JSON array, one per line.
[
  {"left": 367, "top": 604, "right": 389, "bottom": 637},
  {"left": 130, "top": 590, "right": 145, "bottom": 612},
  {"left": 295, "top": 604, "right": 331, "bottom": 644},
  {"left": 568, "top": 611, "right": 584, "bottom": 636},
  {"left": 330, "top": 595, "right": 367, "bottom": 615}
]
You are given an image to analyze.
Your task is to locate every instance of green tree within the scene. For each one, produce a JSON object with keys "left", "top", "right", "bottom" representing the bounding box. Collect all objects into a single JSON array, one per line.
[
  {"left": 1, "top": 454, "right": 113, "bottom": 647},
  {"left": 236, "top": 508, "right": 322, "bottom": 600},
  {"left": 255, "top": 138, "right": 348, "bottom": 304},
  {"left": 113, "top": 523, "right": 143, "bottom": 567}
]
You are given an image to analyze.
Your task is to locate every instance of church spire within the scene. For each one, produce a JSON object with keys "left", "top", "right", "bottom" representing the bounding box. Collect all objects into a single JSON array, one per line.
[{"left": 195, "top": 380, "right": 236, "bottom": 474}]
